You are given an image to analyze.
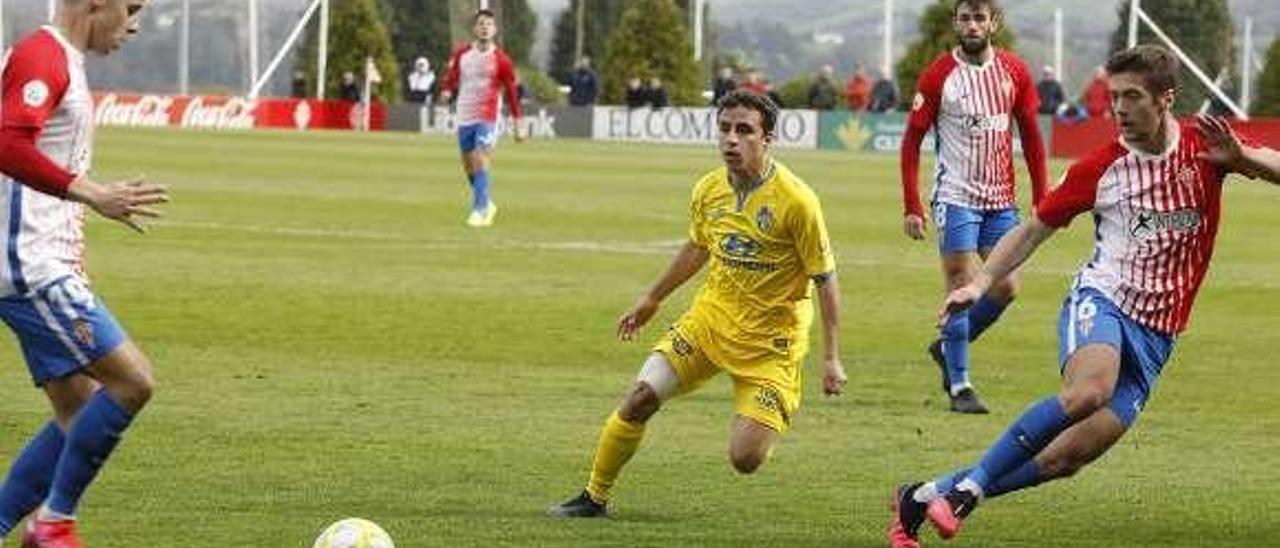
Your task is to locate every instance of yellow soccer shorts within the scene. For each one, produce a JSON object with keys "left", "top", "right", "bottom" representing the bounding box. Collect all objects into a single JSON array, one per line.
[{"left": 651, "top": 315, "right": 804, "bottom": 433}]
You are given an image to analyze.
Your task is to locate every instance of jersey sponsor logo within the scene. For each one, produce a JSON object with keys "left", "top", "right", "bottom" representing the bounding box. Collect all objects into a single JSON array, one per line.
[
  {"left": 719, "top": 233, "right": 763, "bottom": 259},
  {"left": 22, "top": 80, "right": 49, "bottom": 108},
  {"left": 912, "top": 92, "right": 925, "bottom": 112},
  {"left": 755, "top": 206, "right": 774, "bottom": 232},
  {"left": 964, "top": 113, "right": 1009, "bottom": 133},
  {"left": 1130, "top": 208, "right": 1202, "bottom": 239}
]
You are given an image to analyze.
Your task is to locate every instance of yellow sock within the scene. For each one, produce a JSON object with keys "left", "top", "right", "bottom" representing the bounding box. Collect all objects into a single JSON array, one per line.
[{"left": 585, "top": 411, "right": 646, "bottom": 503}]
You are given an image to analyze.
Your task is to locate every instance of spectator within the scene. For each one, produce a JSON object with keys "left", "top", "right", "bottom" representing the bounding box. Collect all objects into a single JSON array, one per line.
[
  {"left": 845, "top": 65, "right": 872, "bottom": 111},
  {"left": 807, "top": 64, "right": 839, "bottom": 110},
  {"left": 291, "top": 70, "right": 308, "bottom": 98},
  {"left": 646, "top": 76, "right": 670, "bottom": 108},
  {"left": 406, "top": 57, "right": 435, "bottom": 104},
  {"left": 868, "top": 72, "right": 897, "bottom": 112},
  {"left": 740, "top": 69, "right": 770, "bottom": 96},
  {"left": 340, "top": 71, "right": 360, "bottom": 102},
  {"left": 625, "top": 76, "right": 647, "bottom": 108},
  {"left": 1036, "top": 65, "right": 1066, "bottom": 115},
  {"left": 567, "top": 56, "right": 599, "bottom": 106},
  {"left": 1082, "top": 66, "right": 1110, "bottom": 118},
  {"left": 712, "top": 66, "right": 736, "bottom": 105}
]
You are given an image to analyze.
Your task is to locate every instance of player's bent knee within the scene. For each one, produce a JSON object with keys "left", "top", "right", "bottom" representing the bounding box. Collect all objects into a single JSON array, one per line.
[
  {"left": 729, "top": 448, "right": 765, "bottom": 474},
  {"left": 1060, "top": 383, "right": 1112, "bottom": 419},
  {"left": 618, "top": 382, "right": 661, "bottom": 423}
]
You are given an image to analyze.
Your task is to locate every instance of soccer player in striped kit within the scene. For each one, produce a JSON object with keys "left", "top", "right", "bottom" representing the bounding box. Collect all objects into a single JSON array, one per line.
[
  {"left": 439, "top": 9, "right": 523, "bottom": 228},
  {"left": 887, "top": 45, "right": 1280, "bottom": 547},
  {"left": 900, "top": 0, "right": 1048, "bottom": 414},
  {"left": 0, "top": 1, "right": 169, "bottom": 546}
]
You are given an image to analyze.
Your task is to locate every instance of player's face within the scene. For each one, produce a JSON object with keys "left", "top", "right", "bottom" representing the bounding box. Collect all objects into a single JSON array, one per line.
[
  {"left": 953, "top": 4, "right": 998, "bottom": 56},
  {"left": 473, "top": 15, "right": 497, "bottom": 41},
  {"left": 718, "top": 107, "right": 772, "bottom": 173},
  {"left": 88, "top": 0, "right": 146, "bottom": 55},
  {"left": 1109, "top": 71, "right": 1174, "bottom": 147}
]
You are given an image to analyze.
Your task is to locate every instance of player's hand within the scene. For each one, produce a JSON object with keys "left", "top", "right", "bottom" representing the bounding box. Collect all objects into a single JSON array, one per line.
[
  {"left": 617, "top": 295, "right": 660, "bottom": 341},
  {"left": 821, "top": 357, "right": 847, "bottom": 396},
  {"left": 937, "top": 284, "right": 984, "bottom": 329},
  {"left": 903, "top": 214, "right": 927, "bottom": 240},
  {"left": 68, "top": 175, "right": 168, "bottom": 234},
  {"left": 1196, "top": 114, "right": 1245, "bottom": 169}
]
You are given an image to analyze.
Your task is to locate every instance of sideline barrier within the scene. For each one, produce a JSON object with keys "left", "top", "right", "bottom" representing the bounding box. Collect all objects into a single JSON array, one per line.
[
  {"left": 1052, "top": 117, "right": 1280, "bottom": 157},
  {"left": 93, "top": 94, "right": 387, "bottom": 131}
]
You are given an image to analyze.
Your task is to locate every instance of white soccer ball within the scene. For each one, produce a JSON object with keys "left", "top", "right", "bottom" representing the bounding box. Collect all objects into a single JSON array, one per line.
[{"left": 312, "top": 518, "right": 395, "bottom": 548}]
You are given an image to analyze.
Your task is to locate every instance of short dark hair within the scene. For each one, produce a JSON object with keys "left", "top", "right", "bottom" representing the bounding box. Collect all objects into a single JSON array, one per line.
[
  {"left": 1106, "top": 45, "right": 1179, "bottom": 96},
  {"left": 954, "top": 0, "right": 1002, "bottom": 17},
  {"left": 716, "top": 90, "right": 779, "bottom": 135},
  {"left": 474, "top": 9, "right": 495, "bottom": 23}
]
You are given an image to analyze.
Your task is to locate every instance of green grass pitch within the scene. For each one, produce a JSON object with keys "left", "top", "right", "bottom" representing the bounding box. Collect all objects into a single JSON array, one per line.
[{"left": 0, "top": 127, "right": 1276, "bottom": 546}]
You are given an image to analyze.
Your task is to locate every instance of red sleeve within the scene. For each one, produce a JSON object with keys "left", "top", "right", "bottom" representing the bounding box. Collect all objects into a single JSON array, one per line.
[
  {"left": 1036, "top": 143, "right": 1124, "bottom": 228},
  {"left": 1007, "top": 54, "right": 1048, "bottom": 205},
  {"left": 0, "top": 36, "right": 75, "bottom": 197},
  {"left": 496, "top": 50, "right": 521, "bottom": 120},
  {"left": 439, "top": 44, "right": 467, "bottom": 96},
  {"left": 900, "top": 56, "right": 950, "bottom": 217}
]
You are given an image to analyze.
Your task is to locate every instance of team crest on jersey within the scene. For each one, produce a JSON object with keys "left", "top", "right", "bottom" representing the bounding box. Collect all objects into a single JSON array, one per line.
[
  {"left": 22, "top": 80, "right": 49, "bottom": 108},
  {"left": 912, "top": 92, "right": 925, "bottom": 112},
  {"left": 72, "top": 319, "right": 94, "bottom": 347},
  {"left": 755, "top": 206, "right": 774, "bottom": 232},
  {"left": 1130, "top": 208, "right": 1202, "bottom": 239}
]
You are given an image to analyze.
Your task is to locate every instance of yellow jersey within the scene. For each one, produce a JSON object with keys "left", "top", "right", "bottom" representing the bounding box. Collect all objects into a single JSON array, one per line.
[{"left": 683, "top": 160, "right": 836, "bottom": 369}]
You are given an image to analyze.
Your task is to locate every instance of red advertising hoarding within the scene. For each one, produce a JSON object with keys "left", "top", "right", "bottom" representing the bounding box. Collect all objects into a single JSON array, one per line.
[
  {"left": 1051, "top": 117, "right": 1280, "bottom": 158},
  {"left": 93, "top": 94, "right": 387, "bottom": 131}
]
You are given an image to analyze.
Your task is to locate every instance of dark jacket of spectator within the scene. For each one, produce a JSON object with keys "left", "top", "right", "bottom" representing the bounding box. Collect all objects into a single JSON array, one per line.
[
  {"left": 712, "top": 68, "right": 736, "bottom": 105},
  {"left": 1036, "top": 69, "right": 1066, "bottom": 115},
  {"left": 646, "top": 78, "right": 670, "bottom": 108},
  {"left": 567, "top": 66, "right": 599, "bottom": 106},
  {"left": 808, "top": 77, "right": 838, "bottom": 110},
  {"left": 625, "top": 78, "right": 647, "bottom": 108},
  {"left": 869, "top": 78, "right": 897, "bottom": 112}
]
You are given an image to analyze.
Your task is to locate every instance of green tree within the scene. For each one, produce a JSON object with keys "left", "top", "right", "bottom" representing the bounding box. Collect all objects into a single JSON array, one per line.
[
  {"left": 895, "top": 0, "right": 1016, "bottom": 110},
  {"left": 377, "top": 0, "right": 452, "bottom": 98},
  {"left": 549, "top": 0, "right": 628, "bottom": 83},
  {"left": 601, "top": 0, "right": 701, "bottom": 105},
  {"left": 1253, "top": 37, "right": 1280, "bottom": 117},
  {"left": 298, "top": 0, "right": 401, "bottom": 102},
  {"left": 497, "top": 0, "right": 538, "bottom": 66},
  {"left": 1110, "top": 0, "right": 1234, "bottom": 114}
]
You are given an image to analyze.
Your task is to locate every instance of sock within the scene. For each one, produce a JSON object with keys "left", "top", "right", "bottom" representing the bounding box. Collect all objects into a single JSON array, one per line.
[
  {"left": 966, "top": 295, "right": 1008, "bottom": 342},
  {"left": 962, "top": 396, "right": 1071, "bottom": 495},
  {"left": 585, "top": 411, "right": 646, "bottom": 504},
  {"left": 46, "top": 390, "right": 134, "bottom": 517},
  {"left": 922, "top": 467, "right": 972, "bottom": 501},
  {"left": 0, "top": 422, "right": 64, "bottom": 534},
  {"left": 470, "top": 169, "right": 491, "bottom": 212},
  {"left": 941, "top": 312, "right": 971, "bottom": 393},
  {"left": 985, "top": 459, "right": 1044, "bottom": 499}
]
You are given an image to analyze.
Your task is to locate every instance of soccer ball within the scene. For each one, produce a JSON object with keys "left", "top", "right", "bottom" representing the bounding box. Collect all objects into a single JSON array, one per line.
[{"left": 312, "top": 518, "right": 395, "bottom": 548}]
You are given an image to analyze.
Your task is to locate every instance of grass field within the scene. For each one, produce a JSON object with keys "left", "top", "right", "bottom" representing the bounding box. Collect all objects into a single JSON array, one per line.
[{"left": 0, "top": 127, "right": 1276, "bottom": 547}]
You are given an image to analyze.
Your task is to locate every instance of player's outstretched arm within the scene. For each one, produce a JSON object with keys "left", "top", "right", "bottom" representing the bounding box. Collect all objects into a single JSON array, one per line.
[
  {"left": 938, "top": 218, "right": 1055, "bottom": 327},
  {"left": 617, "top": 240, "right": 709, "bottom": 341},
  {"left": 814, "top": 273, "right": 846, "bottom": 396},
  {"left": 66, "top": 175, "right": 169, "bottom": 233},
  {"left": 1197, "top": 115, "right": 1280, "bottom": 185}
]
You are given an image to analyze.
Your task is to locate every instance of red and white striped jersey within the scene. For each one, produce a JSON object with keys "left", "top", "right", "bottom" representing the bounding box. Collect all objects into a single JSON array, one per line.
[
  {"left": 440, "top": 43, "right": 521, "bottom": 126},
  {"left": 0, "top": 27, "right": 92, "bottom": 297},
  {"left": 904, "top": 49, "right": 1045, "bottom": 213},
  {"left": 1036, "top": 118, "right": 1231, "bottom": 335}
]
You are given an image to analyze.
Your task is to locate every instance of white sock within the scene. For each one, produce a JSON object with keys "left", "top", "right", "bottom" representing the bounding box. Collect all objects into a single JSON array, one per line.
[
  {"left": 36, "top": 504, "right": 75, "bottom": 522},
  {"left": 912, "top": 482, "right": 940, "bottom": 503},
  {"left": 955, "top": 478, "right": 985, "bottom": 500}
]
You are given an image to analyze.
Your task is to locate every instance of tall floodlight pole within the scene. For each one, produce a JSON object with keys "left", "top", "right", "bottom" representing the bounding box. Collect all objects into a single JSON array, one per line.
[
  {"left": 317, "top": 0, "right": 329, "bottom": 99},
  {"left": 573, "top": 0, "right": 584, "bottom": 62},
  {"left": 179, "top": 0, "right": 190, "bottom": 95},
  {"left": 1053, "top": 8, "right": 1063, "bottom": 83},
  {"left": 693, "top": 0, "right": 704, "bottom": 61},
  {"left": 1, "top": 1, "right": 6, "bottom": 51},
  {"left": 249, "top": 0, "right": 260, "bottom": 97},
  {"left": 47, "top": 0, "right": 56, "bottom": 22},
  {"left": 1241, "top": 17, "right": 1252, "bottom": 112},
  {"left": 1127, "top": 0, "right": 1139, "bottom": 47},
  {"left": 882, "top": 0, "right": 894, "bottom": 78}
]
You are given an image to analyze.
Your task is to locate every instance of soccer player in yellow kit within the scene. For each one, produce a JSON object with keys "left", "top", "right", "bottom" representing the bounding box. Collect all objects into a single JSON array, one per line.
[{"left": 548, "top": 90, "right": 847, "bottom": 518}]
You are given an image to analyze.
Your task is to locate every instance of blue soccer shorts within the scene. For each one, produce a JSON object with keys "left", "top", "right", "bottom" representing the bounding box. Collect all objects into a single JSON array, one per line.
[
  {"left": 933, "top": 202, "right": 1020, "bottom": 255},
  {"left": 0, "top": 276, "right": 128, "bottom": 386},
  {"left": 457, "top": 123, "right": 499, "bottom": 154},
  {"left": 1057, "top": 286, "right": 1175, "bottom": 427}
]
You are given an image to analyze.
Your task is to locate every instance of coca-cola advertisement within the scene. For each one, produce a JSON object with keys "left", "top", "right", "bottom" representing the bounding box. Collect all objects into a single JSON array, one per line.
[{"left": 93, "top": 93, "right": 387, "bottom": 131}]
